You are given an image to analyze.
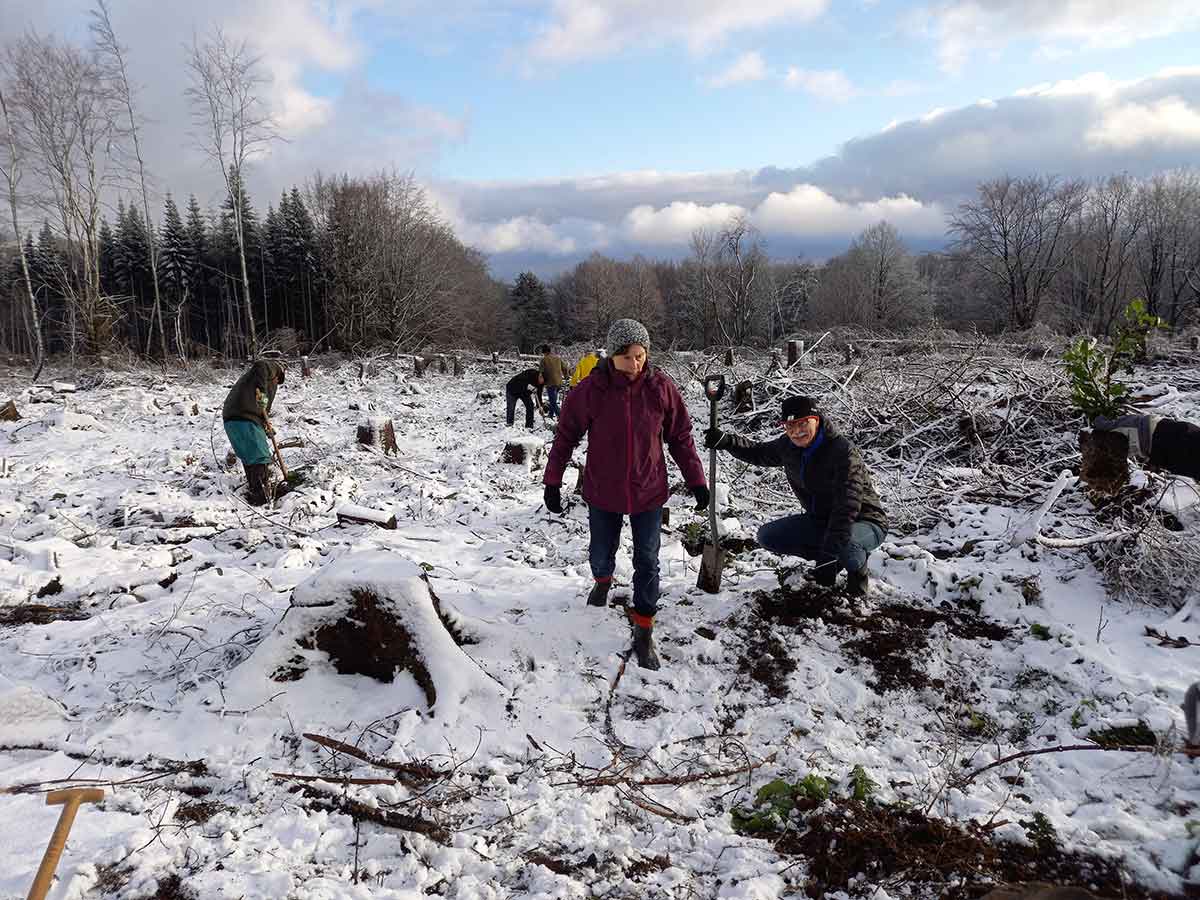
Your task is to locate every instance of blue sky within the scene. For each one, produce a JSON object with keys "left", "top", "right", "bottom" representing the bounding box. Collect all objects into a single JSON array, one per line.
[{"left": 4, "top": 0, "right": 1200, "bottom": 276}]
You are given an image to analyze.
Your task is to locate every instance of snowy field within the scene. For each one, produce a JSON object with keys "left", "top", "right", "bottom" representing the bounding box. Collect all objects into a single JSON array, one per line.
[{"left": 0, "top": 346, "right": 1198, "bottom": 900}]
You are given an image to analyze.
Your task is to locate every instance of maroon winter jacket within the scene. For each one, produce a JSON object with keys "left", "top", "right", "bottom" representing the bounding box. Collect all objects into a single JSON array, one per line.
[{"left": 544, "top": 360, "right": 706, "bottom": 514}]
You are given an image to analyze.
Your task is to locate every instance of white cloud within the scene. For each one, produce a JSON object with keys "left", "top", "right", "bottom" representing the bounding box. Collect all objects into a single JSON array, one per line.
[
  {"left": 623, "top": 201, "right": 748, "bottom": 244},
  {"left": 921, "top": 0, "right": 1200, "bottom": 72},
  {"left": 463, "top": 216, "right": 580, "bottom": 255},
  {"left": 527, "top": 0, "right": 829, "bottom": 63},
  {"left": 706, "top": 51, "right": 768, "bottom": 88},
  {"left": 1087, "top": 96, "right": 1200, "bottom": 149},
  {"left": 753, "top": 184, "right": 945, "bottom": 237},
  {"left": 783, "top": 67, "right": 858, "bottom": 103}
]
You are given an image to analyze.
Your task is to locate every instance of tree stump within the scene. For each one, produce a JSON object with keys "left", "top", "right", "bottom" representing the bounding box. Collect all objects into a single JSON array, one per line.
[
  {"left": 357, "top": 418, "right": 399, "bottom": 455},
  {"left": 843, "top": 344, "right": 854, "bottom": 365},
  {"left": 413, "top": 357, "right": 427, "bottom": 377},
  {"left": 501, "top": 438, "right": 544, "bottom": 467},
  {"left": 724, "top": 348, "right": 735, "bottom": 366},
  {"left": 733, "top": 379, "right": 755, "bottom": 413},
  {"left": 787, "top": 339, "right": 804, "bottom": 367},
  {"left": 453, "top": 357, "right": 464, "bottom": 378},
  {"left": 437, "top": 354, "right": 449, "bottom": 375},
  {"left": 301, "top": 355, "right": 312, "bottom": 377},
  {"left": 0, "top": 400, "right": 19, "bottom": 421},
  {"left": 491, "top": 351, "right": 499, "bottom": 364}
]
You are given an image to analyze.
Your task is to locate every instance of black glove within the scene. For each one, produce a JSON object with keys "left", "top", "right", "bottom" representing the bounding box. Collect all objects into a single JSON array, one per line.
[
  {"left": 1092, "top": 414, "right": 1156, "bottom": 460},
  {"left": 703, "top": 427, "right": 727, "bottom": 450},
  {"left": 544, "top": 484, "right": 562, "bottom": 514},
  {"left": 691, "top": 485, "right": 710, "bottom": 512},
  {"left": 811, "top": 558, "right": 839, "bottom": 587}
]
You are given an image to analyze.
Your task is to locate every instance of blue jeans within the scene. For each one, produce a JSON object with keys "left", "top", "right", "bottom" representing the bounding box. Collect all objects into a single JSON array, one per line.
[
  {"left": 756, "top": 514, "right": 885, "bottom": 574},
  {"left": 588, "top": 505, "right": 662, "bottom": 617},
  {"left": 547, "top": 386, "right": 561, "bottom": 418}
]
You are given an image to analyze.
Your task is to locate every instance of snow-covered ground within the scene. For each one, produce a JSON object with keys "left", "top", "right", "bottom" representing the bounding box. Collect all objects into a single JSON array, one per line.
[{"left": 0, "top": 350, "right": 1197, "bottom": 900}]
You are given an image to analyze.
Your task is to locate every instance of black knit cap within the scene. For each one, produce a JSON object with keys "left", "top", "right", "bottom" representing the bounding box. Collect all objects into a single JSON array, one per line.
[{"left": 780, "top": 395, "right": 818, "bottom": 421}]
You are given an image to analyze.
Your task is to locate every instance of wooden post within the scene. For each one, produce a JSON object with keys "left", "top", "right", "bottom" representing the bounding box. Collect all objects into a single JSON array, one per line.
[
  {"left": 724, "top": 348, "right": 734, "bottom": 366},
  {"left": 843, "top": 344, "right": 854, "bottom": 365},
  {"left": 437, "top": 354, "right": 449, "bottom": 375},
  {"left": 357, "top": 418, "right": 399, "bottom": 455},
  {"left": 491, "top": 351, "right": 499, "bottom": 364}
]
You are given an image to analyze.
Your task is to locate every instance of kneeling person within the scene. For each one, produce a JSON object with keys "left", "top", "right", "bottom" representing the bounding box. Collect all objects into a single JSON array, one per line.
[
  {"left": 223, "top": 359, "right": 286, "bottom": 506},
  {"left": 705, "top": 395, "right": 887, "bottom": 595}
]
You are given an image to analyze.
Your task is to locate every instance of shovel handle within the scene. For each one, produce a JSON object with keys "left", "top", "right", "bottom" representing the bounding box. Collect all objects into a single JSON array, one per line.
[
  {"left": 27, "top": 789, "right": 104, "bottom": 900},
  {"left": 268, "top": 427, "right": 289, "bottom": 481}
]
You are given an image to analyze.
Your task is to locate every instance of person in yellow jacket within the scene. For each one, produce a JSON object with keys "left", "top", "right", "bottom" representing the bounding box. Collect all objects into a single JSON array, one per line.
[{"left": 570, "top": 348, "right": 606, "bottom": 387}]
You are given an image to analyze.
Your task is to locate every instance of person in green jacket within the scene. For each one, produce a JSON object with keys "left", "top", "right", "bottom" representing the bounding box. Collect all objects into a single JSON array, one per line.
[{"left": 222, "top": 360, "right": 286, "bottom": 505}]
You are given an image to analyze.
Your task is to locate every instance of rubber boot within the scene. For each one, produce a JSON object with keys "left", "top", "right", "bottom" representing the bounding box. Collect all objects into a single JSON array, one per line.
[
  {"left": 845, "top": 567, "right": 869, "bottom": 598},
  {"left": 587, "top": 578, "right": 611, "bottom": 607},
  {"left": 244, "top": 463, "right": 269, "bottom": 506},
  {"left": 629, "top": 611, "right": 661, "bottom": 670}
]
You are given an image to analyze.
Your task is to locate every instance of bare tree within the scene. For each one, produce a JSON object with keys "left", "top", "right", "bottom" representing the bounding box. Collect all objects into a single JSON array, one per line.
[
  {"left": 0, "top": 83, "right": 44, "bottom": 376},
  {"left": 948, "top": 175, "right": 1086, "bottom": 330},
  {"left": 5, "top": 31, "right": 121, "bottom": 353},
  {"left": 91, "top": 0, "right": 168, "bottom": 359},
  {"left": 690, "top": 216, "right": 768, "bottom": 346},
  {"left": 850, "top": 220, "right": 924, "bottom": 329},
  {"left": 1136, "top": 170, "right": 1200, "bottom": 328},
  {"left": 186, "top": 27, "right": 276, "bottom": 357}
]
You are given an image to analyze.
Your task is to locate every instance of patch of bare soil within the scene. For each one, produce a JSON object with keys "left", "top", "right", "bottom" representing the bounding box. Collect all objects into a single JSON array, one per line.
[
  {"left": 0, "top": 602, "right": 89, "bottom": 627},
  {"left": 774, "top": 799, "right": 1172, "bottom": 900},
  {"left": 1079, "top": 429, "right": 1129, "bottom": 495},
  {"left": 735, "top": 618, "right": 797, "bottom": 697},
  {"left": 749, "top": 585, "right": 1011, "bottom": 693},
  {"left": 294, "top": 588, "right": 437, "bottom": 707}
]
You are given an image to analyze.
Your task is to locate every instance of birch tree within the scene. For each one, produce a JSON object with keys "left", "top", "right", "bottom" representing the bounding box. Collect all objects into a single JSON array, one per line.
[
  {"left": 0, "top": 83, "right": 44, "bottom": 376},
  {"left": 186, "top": 27, "right": 276, "bottom": 357}
]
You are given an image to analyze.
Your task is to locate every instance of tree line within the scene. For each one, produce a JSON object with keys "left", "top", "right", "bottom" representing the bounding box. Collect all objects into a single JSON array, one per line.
[{"left": 2, "top": 3, "right": 1198, "bottom": 367}]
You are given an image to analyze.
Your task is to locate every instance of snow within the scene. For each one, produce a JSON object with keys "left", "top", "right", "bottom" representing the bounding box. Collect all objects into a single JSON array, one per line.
[{"left": 0, "top": 354, "right": 1196, "bottom": 898}]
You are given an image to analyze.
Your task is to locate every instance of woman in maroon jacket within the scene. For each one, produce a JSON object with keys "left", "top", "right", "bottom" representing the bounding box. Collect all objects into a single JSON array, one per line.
[{"left": 542, "top": 319, "right": 709, "bottom": 670}]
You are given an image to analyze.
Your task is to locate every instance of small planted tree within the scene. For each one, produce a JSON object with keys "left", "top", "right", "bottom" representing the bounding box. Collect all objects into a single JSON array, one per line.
[
  {"left": 1067, "top": 299, "right": 1165, "bottom": 493},
  {"left": 1063, "top": 299, "right": 1165, "bottom": 420}
]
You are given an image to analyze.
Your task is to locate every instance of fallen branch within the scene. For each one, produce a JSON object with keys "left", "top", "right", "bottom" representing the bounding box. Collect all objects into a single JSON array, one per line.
[
  {"left": 296, "top": 785, "right": 451, "bottom": 844},
  {"left": 1036, "top": 529, "right": 1135, "bottom": 549},
  {"left": 565, "top": 750, "right": 778, "bottom": 789},
  {"left": 959, "top": 741, "right": 1197, "bottom": 787},
  {"left": 1145, "top": 626, "right": 1196, "bottom": 648},
  {"left": 303, "top": 733, "right": 445, "bottom": 785},
  {"left": 272, "top": 772, "right": 395, "bottom": 787}
]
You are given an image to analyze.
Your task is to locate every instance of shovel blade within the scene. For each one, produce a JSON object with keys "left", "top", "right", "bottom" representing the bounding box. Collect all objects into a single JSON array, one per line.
[{"left": 697, "top": 543, "right": 726, "bottom": 594}]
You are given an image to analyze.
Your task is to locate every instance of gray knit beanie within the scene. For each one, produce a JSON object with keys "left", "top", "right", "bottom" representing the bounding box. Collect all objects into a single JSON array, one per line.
[{"left": 607, "top": 318, "right": 650, "bottom": 358}]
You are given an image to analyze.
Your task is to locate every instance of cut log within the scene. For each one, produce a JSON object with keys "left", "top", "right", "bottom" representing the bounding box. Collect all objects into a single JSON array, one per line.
[
  {"left": 357, "top": 417, "right": 399, "bottom": 455},
  {"left": 0, "top": 400, "right": 19, "bottom": 421},
  {"left": 336, "top": 504, "right": 398, "bottom": 529},
  {"left": 276, "top": 437, "right": 305, "bottom": 450},
  {"left": 52, "top": 381, "right": 77, "bottom": 394}
]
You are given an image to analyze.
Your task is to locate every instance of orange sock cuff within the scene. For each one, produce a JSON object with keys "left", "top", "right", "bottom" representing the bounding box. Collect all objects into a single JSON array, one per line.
[{"left": 629, "top": 611, "right": 654, "bottom": 628}]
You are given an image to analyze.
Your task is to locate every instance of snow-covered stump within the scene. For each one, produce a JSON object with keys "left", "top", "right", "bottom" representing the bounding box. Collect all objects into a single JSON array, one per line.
[
  {"left": 501, "top": 437, "right": 544, "bottom": 467},
  {"left": 413, "top": 356, "right": 428, "bottom": 377},
  {"left": 246, "top": 553, "right": 499, "bottom": 716},
  {"left": 336, "top": 503, "right": 398, "bottom": 529},
  {"left": 357, "top": 417, "right": 399, "bottom": 455}
]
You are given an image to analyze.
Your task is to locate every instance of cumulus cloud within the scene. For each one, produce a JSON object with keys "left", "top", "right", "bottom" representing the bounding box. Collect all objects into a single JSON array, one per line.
[
  {"left": 917, "top": 0, "right": 1200, "bottom": 72},
  {"left": 753, "top": 185, "right": 945, "bottom": 237},
  {"left": 1087, "top": 96, "right": 1200, "bottom": 149},
  {"left": 526, "top": 0, "right": 829, "bottom": 63},
  {"left": 706, "top": 51, "right": 768, "bottom": 88},
  {"left": 783, "top": 67, "right": 858, "bottom": 103},
  {"left": 623, "top": 201, "right": 748, "bottom": 244}
]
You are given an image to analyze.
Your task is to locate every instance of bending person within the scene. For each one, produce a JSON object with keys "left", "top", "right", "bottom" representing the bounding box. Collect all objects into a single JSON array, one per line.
[
  {"left": 223, "top": 359, "right": 286, "bottom": 506},
  {"left": 705, "top": 395, "right": 888, "bottom": 596}
]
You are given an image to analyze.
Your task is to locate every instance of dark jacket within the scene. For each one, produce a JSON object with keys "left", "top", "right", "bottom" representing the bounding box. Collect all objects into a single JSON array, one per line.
[
  {"left": 545, "top": 360, "right": 706, "bottom": 514},
  {"left": 222, "top": 360, "right": 284, "bottom": 426},
  {"left": 1151, "top": 418, "right": 1200, "bottom": 479},
  {"left": 723, "top": 418, "right": 888, "bottom": 559},
  {"left": 540, "top": 354, "right": 567, "bottom": 387},
  {"left": 506, "top": 369, "right": 544, "bottom": 407}
]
